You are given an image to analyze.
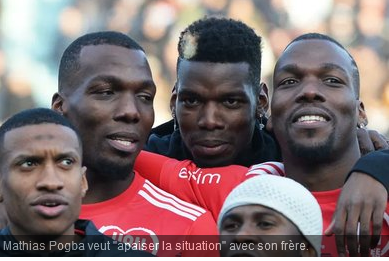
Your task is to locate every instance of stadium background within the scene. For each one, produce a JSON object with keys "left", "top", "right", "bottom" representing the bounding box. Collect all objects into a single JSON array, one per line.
[{"left": 1, "top": 0, "right": 389, "bottom": 135}]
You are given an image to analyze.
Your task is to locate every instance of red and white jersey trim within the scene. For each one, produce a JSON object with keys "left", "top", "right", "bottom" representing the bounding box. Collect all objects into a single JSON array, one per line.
[
  {"left": 246, "top": 161, "right": 285, "bottom": 177},
  {"left": 138, "top": 179, "right": 206, "bottom": 221}
]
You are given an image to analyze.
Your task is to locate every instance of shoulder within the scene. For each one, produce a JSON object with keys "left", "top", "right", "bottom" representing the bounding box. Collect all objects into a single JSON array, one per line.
[{"left": 139, "top": 179, "right": 208, "bottom": 222}]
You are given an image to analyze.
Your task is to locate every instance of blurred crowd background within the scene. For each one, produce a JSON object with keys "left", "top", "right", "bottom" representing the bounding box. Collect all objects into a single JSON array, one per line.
[{"left": 1, "top": 0, "right": 389, "bottom": 135}]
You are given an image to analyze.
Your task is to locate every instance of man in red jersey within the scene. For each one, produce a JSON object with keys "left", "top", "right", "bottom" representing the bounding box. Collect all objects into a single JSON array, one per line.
[
  {"left": 268, "top": 33, "right": 388, "bottom": 257},
  {"left": 51, "top": 31, "right": 217, "bottom": 257}
]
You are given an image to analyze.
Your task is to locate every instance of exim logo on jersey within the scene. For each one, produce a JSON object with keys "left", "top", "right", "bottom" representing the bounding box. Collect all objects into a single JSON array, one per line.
[
  {"left": 99, "top": 225, "right": 159, "bottom": 255},
  {"left": 178, "top": 167, "right": 221, "bottom": 184}
]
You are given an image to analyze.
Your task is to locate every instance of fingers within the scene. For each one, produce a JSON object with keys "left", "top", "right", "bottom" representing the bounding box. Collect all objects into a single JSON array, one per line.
[
  {"left": 324, "top": 219, "right": 335, "bottom": 236},
  {"left": 333, "top": 172, "right": 387, "bottom": 257},
  {"left": 357, "top": 128, "right": 375, "bottom": 155},
  {"left": 377, "top": 134, "right": 389, "bottom": 149},
  {"left": 359, "top": 205, "right": 373, "bottom": 257},
  {"left": 344, "top": 204, "right": 360, "bottom": 256},
  {"left": 331, "top": 207, "right": 347, "bottom": 257},
  {"left": 371, "top": 204, "right": 385, "bottom": 248},
  {"left": 370, "top": 131, "right": 389, "bottom": 150}
]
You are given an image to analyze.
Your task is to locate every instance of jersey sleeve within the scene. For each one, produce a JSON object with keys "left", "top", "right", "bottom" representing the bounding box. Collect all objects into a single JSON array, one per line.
[
  {"left": 348, "top": 150, "right": 389, "bottom": 192},
  {"left": 135, "top": 151, "right": 285, "bottom": 221},
  {"left": 181, "top": 211, "right": 220, "bottom": 257},
  {"left": 135, "top": 151, "right": 249, "bottom": 220},
  {"left": 135, "top": 150, "right": 172, "bottom": 186}
]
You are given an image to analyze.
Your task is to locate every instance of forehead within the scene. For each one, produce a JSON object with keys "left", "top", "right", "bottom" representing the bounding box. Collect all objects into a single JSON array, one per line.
[
  {"left": 178, "top": 60, "right": 250, "bottom": 83},
  {"left": 177, "top": 60, "right": 251, "bottom": 94},
  {"left": 276, "top": 39, "right": 353, "bottom": 73},
  {"left": 3, "top": 124, "right": 80, "bottom": 157},
  {"left": 227, "top": 204, "right": 284, "bottom": 218},
  {"left": 78, "top": 44, "right": 153, "bottom": 79}
]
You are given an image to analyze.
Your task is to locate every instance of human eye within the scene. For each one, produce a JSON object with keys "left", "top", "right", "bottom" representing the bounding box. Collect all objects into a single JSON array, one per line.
[
  {"left": 221, "top": 219, "right": 241, "bottom": 232},
  {"left": 222, "top": 98, "right": 241, "bottom": 109},
  {"left": 257, "top": 219, "right": 276, "bottom": 230},
  {"left": 89, "top": 82, "right": 115, "bottom": 97},
  {"left": 16, "top": 158, "right": 39, "bottom": 171},
  {"left": 182, "top": 97, "right": 200, "bottom": 107},
  {"left": 138, "top": 93, "right": 154, "bottom": 104},
  {"left": 323, "top": 77, "right": 343, "bottom": 86},
  {"left": 279, "top": 78, "right": 298, "bottom": 86},
  {"left": 95, "top": 89, "right": 114, "bottom": 96},
  {"left": 20, "top": 160, "right": 37, "bottom": 169},
  {"left": 58, "top": 157, "right": 75, "bottom": 169}
]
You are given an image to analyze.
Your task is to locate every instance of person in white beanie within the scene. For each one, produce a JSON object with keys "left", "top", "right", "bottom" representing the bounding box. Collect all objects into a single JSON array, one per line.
[{"left": 218, "top": 174, "right": 322, "bottom": 257}]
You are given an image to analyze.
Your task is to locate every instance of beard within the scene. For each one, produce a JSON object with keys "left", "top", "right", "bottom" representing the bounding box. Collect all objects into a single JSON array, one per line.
[
  {"left": 286, "top": 129, "right": 336, "bottom": 163},
  {"left": 84, "top": 155, "right": 132, "bottom": 180}
]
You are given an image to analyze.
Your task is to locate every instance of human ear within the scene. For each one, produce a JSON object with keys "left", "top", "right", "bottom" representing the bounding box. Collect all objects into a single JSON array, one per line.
[
  {"left": 256, "top": 83, "right": 269, "bottom": 118},
  {"left": 52, "top": 92, "right": 67, "bottom": 115},
  {"left": 0, "top": 177, "right": 3, "bottom": 203},
  {"left": 80, "top": 167, "right": 88, "bottom": 198},
  {"left": 357, "top": 100, "right": 368, "bottom": 128}
]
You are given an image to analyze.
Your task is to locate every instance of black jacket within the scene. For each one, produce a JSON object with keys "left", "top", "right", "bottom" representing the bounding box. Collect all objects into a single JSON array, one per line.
[
  {"left": 0, "top": 219, "right": 154, "bottom": 257},
  {"left": 349, "top": 149, "right": 389, "bottom": 191}
]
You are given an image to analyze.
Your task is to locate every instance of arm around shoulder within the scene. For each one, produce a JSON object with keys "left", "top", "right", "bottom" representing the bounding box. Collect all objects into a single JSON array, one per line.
[{"left": 349, "top": 149, "right": 389, "bottom": 192}]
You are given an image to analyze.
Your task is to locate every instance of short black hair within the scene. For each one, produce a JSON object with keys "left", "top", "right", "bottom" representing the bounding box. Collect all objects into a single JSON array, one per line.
[
  {"left": 285, "top": 33, "right": 360, "bottom": 98},
  {"left": 58, "top": 31, "right": 144, "bottom": 93},
  {"left": 177, "top": 17, "right": 262, "bottom": 88},
  {"left": 0, "top": 108, "right": 82, "bottom": 165}
]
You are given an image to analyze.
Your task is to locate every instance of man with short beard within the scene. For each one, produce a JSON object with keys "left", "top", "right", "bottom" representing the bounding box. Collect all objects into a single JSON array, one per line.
[
  {"left": 51, "top": 31, "right": 217, "bottom": 257},
  {"left": 268, "top": 33, "right": 388, "bottom": 257}
]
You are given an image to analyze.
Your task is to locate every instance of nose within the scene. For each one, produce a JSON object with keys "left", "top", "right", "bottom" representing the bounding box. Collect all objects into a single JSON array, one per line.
[
  {"left": 113, "top": 93, "right": 140, "bottom": 123},
  {"left": 295, "top": 78, "right": 326, "bottom": 103},
  {"left": 197, "top": 102, "right": 224, "bottom": 130},
  {"left": 233, "top": 223, "right": 258, "bottom": 244},
  {"left": 36, "top": 163, "right": 64, "bottom": 191}
]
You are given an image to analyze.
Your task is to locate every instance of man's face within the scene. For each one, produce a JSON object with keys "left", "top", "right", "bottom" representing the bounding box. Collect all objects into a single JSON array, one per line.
[
  {"left": 270, "top": 40, "right": 361, "bottom": 161},
  {"left": 175, "top": 60, "right": 259, "bottom": 167},
  {"left": 0, "top": 124, "right": 87, "bottom": 236},
  {"left": 219, "top": 205, "right": 311, "bottom": 257},
  {"left": 53, "top": 45, "right": 155, "bottom": 179}
]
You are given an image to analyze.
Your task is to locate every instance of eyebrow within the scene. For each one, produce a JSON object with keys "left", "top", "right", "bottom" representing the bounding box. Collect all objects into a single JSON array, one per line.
[
  {"left": 278, "top": 63, "right": 348, "bottom": 75},
  {"left": 54, "top": 151, "right": 81, "bottom": 161},
  {"left": 320, "top": 63, "right": 348, "bottom": 75},
  {"left": 10, "top": 151, "right": 80, "bottom": 164},
  {"left": 89, "top": 75, "right": 156, "bottom": 90},
  {"left": 178, "top": 89, "right": 248, "bottom": 97}
]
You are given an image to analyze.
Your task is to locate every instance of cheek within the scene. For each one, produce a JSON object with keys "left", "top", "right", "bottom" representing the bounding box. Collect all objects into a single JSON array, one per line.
[
  {"left": 177, "top": 111, "right": 197, "bottom": 136},
  {"left": 3, "top": 177, "right": 27, "bottom": 209},
  {"left": 140, "top": 108, "right": 155, "bottom": 129}
]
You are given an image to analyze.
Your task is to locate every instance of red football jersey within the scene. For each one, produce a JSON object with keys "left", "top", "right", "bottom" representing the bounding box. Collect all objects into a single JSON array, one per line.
[
  {"left": 135, "top": 150, "right": 389, "bottom": 257},
  {"left": 312, "top": 189, "right": 389, "bottom": 257},
  {"left": 80, "top": 173, "right": 218, "bottom": 257},
  {"left": 135, "top": 150, "right": 284, "bottom": 220}
]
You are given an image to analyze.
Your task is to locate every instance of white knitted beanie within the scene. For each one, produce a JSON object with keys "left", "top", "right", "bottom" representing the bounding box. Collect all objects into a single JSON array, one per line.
[{"left": 218, "top": 174, "right": 323, "bottom": 256}]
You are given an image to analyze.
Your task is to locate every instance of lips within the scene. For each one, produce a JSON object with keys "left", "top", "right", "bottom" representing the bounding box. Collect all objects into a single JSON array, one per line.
[
  {"left": 192, "top": 139, "right": 229, "bottom": 157},
  {"left": 291, "top": 108, "right": 331, "bottom": 128},
  {"left": 31, "top": 195, "right": 68, "bottom": 218},
  {"left": 106, "top": 132, "right": 139, "bottom": 154}
]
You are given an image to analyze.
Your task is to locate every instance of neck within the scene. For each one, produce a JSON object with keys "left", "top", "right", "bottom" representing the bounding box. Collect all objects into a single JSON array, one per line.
[
  {"left": 11, "top": 225, "right": 82, "bottom": 252},
  {"left": 82, "top": 170, "right": 135, "bottom": 204},
  {"left": 282, "top": 142, "right": 360, "bottom": 191}
]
